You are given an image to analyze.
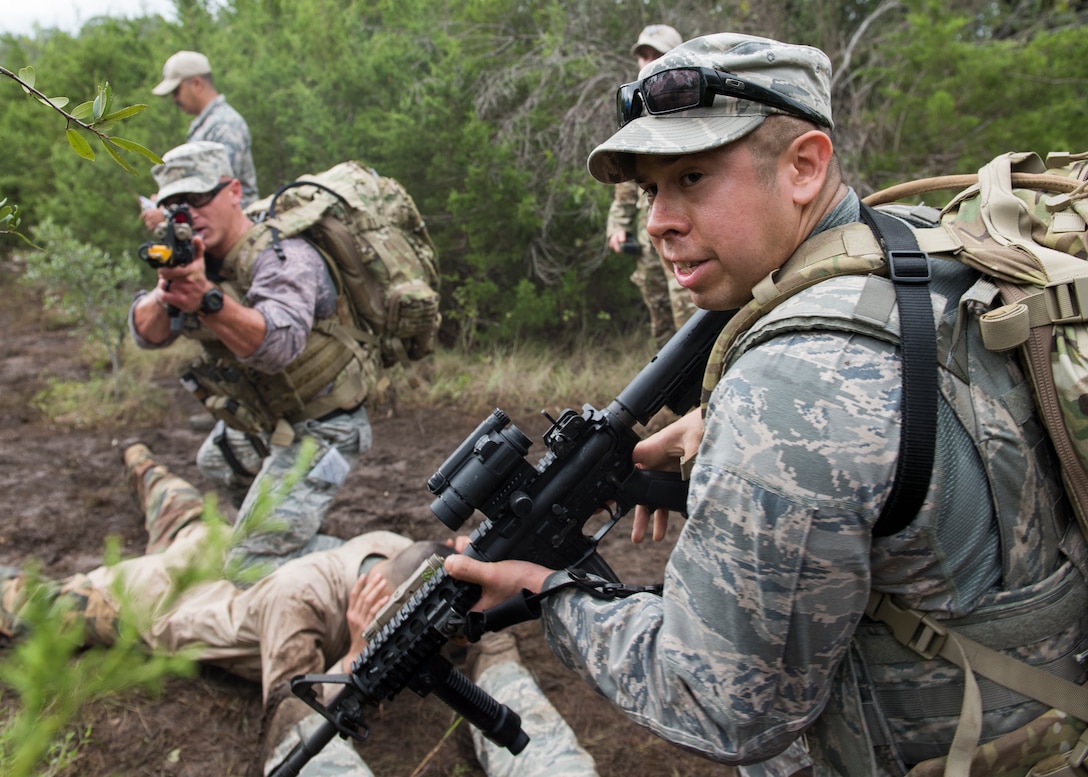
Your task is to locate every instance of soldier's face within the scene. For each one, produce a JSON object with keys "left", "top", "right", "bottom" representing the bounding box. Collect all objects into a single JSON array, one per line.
[
  {"left": 171, "top": 78, "right": 201, "bottom": 115},
  {"left": 187, "top": 179, "right": 241, "bottom": 257},
  {"left": 638, "top": 139, "right": 801, "bottom": 311}
]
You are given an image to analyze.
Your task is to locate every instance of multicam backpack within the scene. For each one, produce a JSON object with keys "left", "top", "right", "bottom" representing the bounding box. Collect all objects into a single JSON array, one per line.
[
  {"left": 703, "top": 150, "right": 1088, "bottom": 777},
  {"left": 866, "top": 151, "right": 1088, "bottom": 777},
  {"left": 244, "top": 161, "right": 441, "bottom": 368}
]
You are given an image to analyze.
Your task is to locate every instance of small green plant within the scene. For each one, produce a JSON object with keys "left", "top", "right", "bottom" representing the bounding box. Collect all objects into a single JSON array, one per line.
[
  {"left": 0, "top": 560, "right": 198, "bottom": 777},
  {"left": 0, "top": 444, "right": 315, "bottom": 776},
  {"left": 21, "top": 220, "right": 145, "bottom": 397},
  {"left": 0, "top": 198, "right": 33, "bottom": 249}
]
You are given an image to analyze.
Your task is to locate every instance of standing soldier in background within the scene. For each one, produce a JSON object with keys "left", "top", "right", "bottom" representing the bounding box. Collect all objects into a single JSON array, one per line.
[
  {"left": 141, "top": 50, "right": 259, "bottom": 231},
  {"left": 605, "top": 24, "right": 696, "bottom": 346}
]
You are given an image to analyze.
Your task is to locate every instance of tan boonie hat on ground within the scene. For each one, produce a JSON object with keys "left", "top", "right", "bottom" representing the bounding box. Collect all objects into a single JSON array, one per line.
[
  {"left": 631, "top": 24, "right": 683, "bottom": 57},
  {"left": 152, "top": 50, "right": 212, "bottom": 96},
  {"left": 153, "top": 141, "right": 233, "bottom": 205},
  {"left": 589, "top": 32, "right": 834, "bottom": 183}
]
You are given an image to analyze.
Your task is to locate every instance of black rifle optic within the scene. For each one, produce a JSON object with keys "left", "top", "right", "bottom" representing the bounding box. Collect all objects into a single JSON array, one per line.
[
  {"left": 137, "top": 204, "right": 195, "bottom": 332},
  {"left": 270, "top": 308, "right": 734, "bottom": 777},
  {"left": 138, "top": 204, "right": 195, "bottom": 269}
]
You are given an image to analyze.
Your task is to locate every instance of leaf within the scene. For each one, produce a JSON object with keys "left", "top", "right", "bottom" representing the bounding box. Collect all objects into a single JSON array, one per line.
[
  {"left": 98, "top": 82, "right": 114, "bottom": 119},
  {"left": 92, "top": 89, "right": 105, "bottom": 121},
  {"left": 65, "top": 129, "right": 96, "bottom": 161},
  {"left": 70, "top": 101, "right": 95, "bottom": 122},
  {"left": 37, "top": 95, "right": 70, "bottom": 110},
  {"left": 102, "top": 139, "right": 139, "bottom": 175},
  {"left": 97, "top": 104, "right": 147, "bottom": 124},
  {"left": 108, "top": 137, "right": 163, "bottom": 165},
  {"left": 18, "top": 65, "right": 35, "bottom": 90}
]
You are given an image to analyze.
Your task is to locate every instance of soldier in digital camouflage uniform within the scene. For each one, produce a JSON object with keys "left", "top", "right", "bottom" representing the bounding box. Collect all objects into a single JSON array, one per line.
[
  {"left": 606, "top": 24, "right": 697, "bottom": 346},
  {"left": 130, "top": 141, "right": 381, "bottom": 579},
  {"left": 447, "top": 32, "right": 1088, "bottom": 777},
  {"left": 141, "top": 50, "right": 259, "bottom": 233},
  {"left": 0, "top": 443, "right": 600, "bottom": 777}
]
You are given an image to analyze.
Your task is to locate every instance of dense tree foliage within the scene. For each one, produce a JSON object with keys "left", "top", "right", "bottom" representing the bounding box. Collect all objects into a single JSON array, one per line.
[{"left": 2, "top": 0, "right": 1086, "bottom": 344}]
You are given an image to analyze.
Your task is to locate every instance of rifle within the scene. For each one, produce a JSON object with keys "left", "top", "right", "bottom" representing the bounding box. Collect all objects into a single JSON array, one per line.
[
  {"left": 270, "top": 308, "right": 734, "bottom": 777},
  {"left": 137, "top": 204, "right": 195, "bottom": 333}
]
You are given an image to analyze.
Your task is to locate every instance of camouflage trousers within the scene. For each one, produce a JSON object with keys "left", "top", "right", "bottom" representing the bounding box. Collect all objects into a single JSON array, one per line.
[
  {"left": 264, "top": 658, "right": 600, "bottom": 777},
  {"left": 196, "top": 404, "right": 372, "bottom": 580},
  {"left": 473, "top": 659, "right": 600, "bottom": 777},
  {"left": 0, "top": 449, "right": 204, "bottom": 644},
  {"left": 264, "top": 711, "right": 374, "bottom": 777}
]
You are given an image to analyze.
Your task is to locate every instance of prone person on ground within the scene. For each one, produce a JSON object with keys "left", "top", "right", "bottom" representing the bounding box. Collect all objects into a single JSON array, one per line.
[{"left": 0, "top": 442, "right": 601, "bottom": 777}]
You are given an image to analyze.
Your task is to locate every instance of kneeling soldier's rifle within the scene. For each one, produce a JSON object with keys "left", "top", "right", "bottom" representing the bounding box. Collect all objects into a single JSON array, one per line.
[{"left": 270, "top": 308, "right": 734, "bottom": 776}]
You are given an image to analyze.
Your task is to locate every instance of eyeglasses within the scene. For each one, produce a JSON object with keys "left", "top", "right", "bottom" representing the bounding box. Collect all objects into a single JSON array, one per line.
[
  {"left": 163, "top": 180, "right": 231, "bottom": 210},
  {"left": 616, "top": 66, "right": 831, "bottom": 129}
]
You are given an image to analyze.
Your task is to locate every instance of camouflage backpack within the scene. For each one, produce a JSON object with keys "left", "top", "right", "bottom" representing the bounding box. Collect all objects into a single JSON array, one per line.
[
  {"left": 245, "top": 161, "right": 441, "bottom": 368},
  {"left": 704, "top": 150, "right": 1088, "bottom": 776}
]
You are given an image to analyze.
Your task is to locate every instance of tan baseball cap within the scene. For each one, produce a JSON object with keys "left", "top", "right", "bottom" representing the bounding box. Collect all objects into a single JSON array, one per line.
[
  {"left": 152, "top": 50, "right": 212, "bottom": 96},
  {"left": 152, "top": 142, "right": 233, "bottom": 205},
  {"left": 589, "top": 33, "right": 834, "bottom": 183},
  {"left": 631, "top": 24, "right": 683, "bottom": 57}
]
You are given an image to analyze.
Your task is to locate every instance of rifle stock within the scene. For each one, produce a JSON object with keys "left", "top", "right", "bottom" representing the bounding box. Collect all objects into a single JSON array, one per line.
[{"left": 270, "top": 308, "right": 733, "bottom": 777}]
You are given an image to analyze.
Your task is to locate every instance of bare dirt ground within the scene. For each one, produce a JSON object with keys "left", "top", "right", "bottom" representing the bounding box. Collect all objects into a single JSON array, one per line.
[{"left": 0, "top": 262, "right": 731, "bottom": 777}]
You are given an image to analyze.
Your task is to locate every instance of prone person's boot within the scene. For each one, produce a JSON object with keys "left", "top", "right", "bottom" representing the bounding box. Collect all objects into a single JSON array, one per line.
[{"left": 118, "top": 441, "right": 203, "bottom": 554}]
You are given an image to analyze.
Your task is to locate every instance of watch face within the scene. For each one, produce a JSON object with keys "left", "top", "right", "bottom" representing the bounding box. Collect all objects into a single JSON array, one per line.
[{"left": 201, "top": 288, "right": 224, "bottom": 314}]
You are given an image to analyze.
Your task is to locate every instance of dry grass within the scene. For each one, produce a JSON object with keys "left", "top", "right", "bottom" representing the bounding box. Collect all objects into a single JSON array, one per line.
[
  {"left": 403, "top": 331, "right": 658, "bottom": 417},
  {"left": 32, "top": 329, "right": 659, "bottom": 432}
]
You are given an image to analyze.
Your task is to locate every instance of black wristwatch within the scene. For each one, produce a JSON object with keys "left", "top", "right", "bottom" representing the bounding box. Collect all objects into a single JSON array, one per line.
[{"left": 199, "top": 287, "right": 225, "bottom": 315}]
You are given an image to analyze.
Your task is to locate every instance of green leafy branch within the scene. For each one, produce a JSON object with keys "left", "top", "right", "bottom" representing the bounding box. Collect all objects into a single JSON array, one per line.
[
  {"left": 0, "top": 65, "right": 163, "bottom": 175},
  {"left": 0, "top": 198, "right": 36, "bottom": 248}
]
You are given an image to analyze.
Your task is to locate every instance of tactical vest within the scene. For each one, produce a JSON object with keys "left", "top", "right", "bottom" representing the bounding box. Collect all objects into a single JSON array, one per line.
[
  {"left": 179, "top": 229, "right": 380, "bottom": 436},
  {"left": 701, "top": 223, "right": 1088, "bottom": 775}
]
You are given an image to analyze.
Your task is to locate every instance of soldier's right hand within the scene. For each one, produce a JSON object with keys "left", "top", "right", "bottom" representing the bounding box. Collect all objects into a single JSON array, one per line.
[{"left": 630, "top": 409, "right": 704, "bottom": 543}]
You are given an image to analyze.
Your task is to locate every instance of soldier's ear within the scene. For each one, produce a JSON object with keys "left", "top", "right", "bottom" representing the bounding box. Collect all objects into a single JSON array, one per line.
[{"left": 788, "top": 130, "right": 834, "bottom": 206}]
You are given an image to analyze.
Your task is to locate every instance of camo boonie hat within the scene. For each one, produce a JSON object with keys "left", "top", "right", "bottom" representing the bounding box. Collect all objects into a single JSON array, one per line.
[
  {"left": 588, "top": 33, "right": 833, "bottom": 183},
  {"left": 152, "top": 141, "right": 233, "bottom": 205}
]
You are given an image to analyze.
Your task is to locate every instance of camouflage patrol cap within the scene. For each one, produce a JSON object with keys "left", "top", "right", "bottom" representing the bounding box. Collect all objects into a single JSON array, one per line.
[
  {"left": 152, "top": 141, "right": 233, "bottom": 205},
  {"left": 588, "top": 33, "right": 833, "bottom": 183},
  {"left": 631, "top": 24, "right": 683, "bottom": 57}
]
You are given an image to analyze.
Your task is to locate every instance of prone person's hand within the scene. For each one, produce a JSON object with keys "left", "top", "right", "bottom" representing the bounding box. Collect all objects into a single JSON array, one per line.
[{"left": 345, "top": 570, "right": 391, "bottom": 659}]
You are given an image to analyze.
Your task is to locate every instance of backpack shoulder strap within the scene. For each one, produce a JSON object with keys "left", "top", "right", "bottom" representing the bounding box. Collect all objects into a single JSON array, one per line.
[{"left": 859, "top": 204, "right": 939, "bottom": 537}]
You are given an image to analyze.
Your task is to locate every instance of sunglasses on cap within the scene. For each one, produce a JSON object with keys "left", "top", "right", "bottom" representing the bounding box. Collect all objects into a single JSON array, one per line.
[
  {"left": 162, "top": 180, "right": 232, "bottom": 210},
  {"left": 616, "top": 66, "right": 831, "bottom": 129}
]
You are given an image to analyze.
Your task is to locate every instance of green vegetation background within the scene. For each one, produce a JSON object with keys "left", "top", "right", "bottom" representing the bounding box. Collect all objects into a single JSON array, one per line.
[{"left": 3, "top": 0, "right": 1085, "bottom": 347}]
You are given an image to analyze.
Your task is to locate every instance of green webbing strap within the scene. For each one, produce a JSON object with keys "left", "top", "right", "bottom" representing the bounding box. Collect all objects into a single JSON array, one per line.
[{"left": 859, "top": 205, "right": 938, "bottom": 537}]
